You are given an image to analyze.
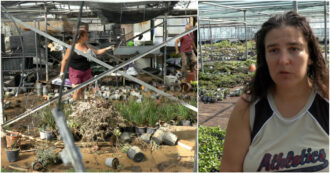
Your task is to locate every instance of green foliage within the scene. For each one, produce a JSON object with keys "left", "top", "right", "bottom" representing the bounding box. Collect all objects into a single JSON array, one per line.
[
  {"left": 115, "top": 98, "right": 196, "bottom": 126},
  {"left": 36, "top": 144, "right": 61, "bottom": 166},
  {"left": 198, "top": 126, "right": 226, "bottom": 172}
]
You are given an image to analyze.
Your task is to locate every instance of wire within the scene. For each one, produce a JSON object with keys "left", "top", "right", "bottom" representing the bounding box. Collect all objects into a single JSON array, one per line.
[{"left": 56, "top": 2, "right": 84, "bottom": 110}]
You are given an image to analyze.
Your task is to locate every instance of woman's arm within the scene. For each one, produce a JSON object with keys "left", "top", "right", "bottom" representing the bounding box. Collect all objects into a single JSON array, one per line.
[
  {"left": 60, "top": 48, "right": 71, "bottom": 75},
  {"left": 220, "top": 97, "right": 251, "bottom": 172},
  {"left": 87, "top": 45, "right": 114, "bottom": 55}
]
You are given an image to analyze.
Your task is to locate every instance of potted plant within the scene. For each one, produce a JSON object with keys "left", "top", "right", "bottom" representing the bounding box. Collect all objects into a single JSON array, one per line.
[
  {"left": 34, "top": 107, "right": 56, "bottom": 140},
  {"left": 5, "top": 138, "right": 20, "bottom": 162}
]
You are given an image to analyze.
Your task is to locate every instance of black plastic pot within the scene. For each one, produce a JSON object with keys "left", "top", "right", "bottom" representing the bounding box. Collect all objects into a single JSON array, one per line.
[{"left": 6, "top": 148, "right": 19, "bottom": 162}]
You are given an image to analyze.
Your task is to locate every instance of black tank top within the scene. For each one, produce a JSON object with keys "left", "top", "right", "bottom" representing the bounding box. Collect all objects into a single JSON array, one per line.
[{"left": 69, "top": 50, "right": 90, "bottom": 71}]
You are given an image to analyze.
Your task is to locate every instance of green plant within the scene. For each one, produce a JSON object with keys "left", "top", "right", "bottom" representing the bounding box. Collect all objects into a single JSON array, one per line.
[
  {"left": 198, "top": 125, "right": 226, "bottom": 172},
  {"left": 36, "top": 144, "right": 61, "bottom": 166},
  {"left": 34, "top": 106, "right": 55, "bottom": 131}
]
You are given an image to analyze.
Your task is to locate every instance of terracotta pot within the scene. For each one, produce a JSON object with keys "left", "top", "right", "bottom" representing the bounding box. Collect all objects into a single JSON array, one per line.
[{"left": 6, "top": 132, "right": 21, "bottom": 148}]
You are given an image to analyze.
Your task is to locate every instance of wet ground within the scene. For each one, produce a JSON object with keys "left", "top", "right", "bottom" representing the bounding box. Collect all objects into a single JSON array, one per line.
[{"left": 1, "top": 126, "right": 196, "bottom": 172}]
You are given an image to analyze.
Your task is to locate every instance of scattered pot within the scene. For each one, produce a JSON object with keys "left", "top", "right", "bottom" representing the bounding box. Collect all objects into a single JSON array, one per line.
[
  {"left": 180, "top": 120, "right": 191, "bottom": 126},
  {"left": 39, "top": 131, "right": 53, "bottom": 140},
  {"left": 120, "top": 132, "right": 131, "bottom": 143},
  {"left": 105, "top": 157, "right": 119, "bottom": 169},
  {"left": 6, "top": 148, "right": 19, "bottom": 162},
  {"left": 152, "top": 129, "right": 165, "bottom": 145},
  {"left": 140, "top": 133, "right": 151, "bottom": 144},
  {"left": 127, "top": 146, "right": 145, "bottom": 162},
  {"left": 6, "top": 132, "right": 21, "bottom": 148},
  {"left": 146, "top": 127, "right": 157, "bottom": 134},
  {"left": 135, "top": 127, "right": 146, "bottom": 135},
  {"left": 162, "top": 132, "right": 178, "bottom": 146}
]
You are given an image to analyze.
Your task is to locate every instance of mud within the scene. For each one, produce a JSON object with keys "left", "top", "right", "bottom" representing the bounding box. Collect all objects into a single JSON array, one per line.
[{"left": 1, "top": 126, "right": 196, "bottom": 172}]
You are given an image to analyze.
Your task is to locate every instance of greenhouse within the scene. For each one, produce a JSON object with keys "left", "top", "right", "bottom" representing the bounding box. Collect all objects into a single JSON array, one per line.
[
  {"left": 198, "top": 1, "right": 329, "bottom": 172},
  {"left": 1, "top": 1, "right": 197, "bottom": 172}
]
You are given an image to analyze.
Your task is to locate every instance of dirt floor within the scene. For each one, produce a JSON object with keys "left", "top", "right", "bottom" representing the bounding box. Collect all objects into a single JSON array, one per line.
[
  {"left": 1, "top": 126, "right": 196, "bottom": 172},
  {"left": 198, "top": 87, "right": 242, "bottom": 130}
]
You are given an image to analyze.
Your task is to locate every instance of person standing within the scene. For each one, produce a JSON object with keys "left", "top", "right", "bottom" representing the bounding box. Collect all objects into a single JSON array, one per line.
[
  {"left": 60, "top": 30, "right": 114, "bottom": 101},
  {"left": 175, "top": 24, "right": 197, "bottom": 80}
]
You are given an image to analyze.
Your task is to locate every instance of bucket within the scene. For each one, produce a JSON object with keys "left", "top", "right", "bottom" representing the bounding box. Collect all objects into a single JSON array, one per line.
[
  {"left": 127, "top": 146, "right": 145, "bottom": 162},
  {"left": 186, "top": 72, "right": 196, "bottom": 84},
  {"left": 36, "top": 83, "right": 42, "bottom": 96},
  {"left": 40, "top": 131, "right": 53, "bottom": 140},
  {"left": 6, "top": 148, "right": 19, "bottom": 162},
  {"left": 42, "top": 86, "right": 48, "bottom": 96},
  {"left": 135, "top": 127, "right": 146, "bottom": 135},
  {"left": 105, "top": 157, "right": 119, "bottom": 169},
  {"left": 6, "top": 132, "right": 21, "bottom": 148}
]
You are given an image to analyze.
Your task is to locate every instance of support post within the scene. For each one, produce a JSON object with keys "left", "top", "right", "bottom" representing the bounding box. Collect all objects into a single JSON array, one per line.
[
  {"left": 44, "top": 5, "right": 48, "bottom": 81},
  {"left": 34, "top": 20, "right": 39, "bottom": 82},
  {"left": 293, "top": 1, "right": 298, "bottom": 13},
  {"left": 163, "top": 13, "right": 168, "bottom": 82},
  {"left": 324, "top": 0, "right": 328, "bottom": 60},
  {"left": 244, "top": 10, "right": 248, "bottom": 59},
  {"left": 198, "top": 16, "right": 203, "bottom": 72}
]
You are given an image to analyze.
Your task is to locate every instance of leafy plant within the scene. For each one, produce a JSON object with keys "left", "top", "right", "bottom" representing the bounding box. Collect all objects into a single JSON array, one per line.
[
  {"left": 35, "top": 144, "right": 61, "bottom": 166},
  {"left": 198, "top": 126, "right": 226, "bottom": 172}
]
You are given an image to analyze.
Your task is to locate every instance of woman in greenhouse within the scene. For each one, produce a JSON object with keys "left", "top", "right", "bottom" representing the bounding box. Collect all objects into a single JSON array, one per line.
[
  {"left": 220, "top": 11, "right": 329, "bottom": 172},
  {"left": 60, "top": 29, "right": 114, "bottom": 101}
]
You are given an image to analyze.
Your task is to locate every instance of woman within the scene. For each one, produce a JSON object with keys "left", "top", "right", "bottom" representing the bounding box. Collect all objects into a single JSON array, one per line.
[
  {"left": 220, "top": 11, "right": 329, "bottom": 172},
  {"left": 60, "top": 30, "right": 114, "bottom": 101}
]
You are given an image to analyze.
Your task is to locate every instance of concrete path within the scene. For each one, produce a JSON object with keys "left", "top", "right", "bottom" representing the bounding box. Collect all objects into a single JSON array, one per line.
[{"left": 198, "top": 96, "right": 240, "bottom": 130}]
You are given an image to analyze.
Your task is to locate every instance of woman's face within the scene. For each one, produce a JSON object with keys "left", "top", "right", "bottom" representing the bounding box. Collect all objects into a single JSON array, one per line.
[
  {"left": 80, "top": 33, "right": 88, "bottom": 43},
  {"left": 264, "top": 26, "right": 312, "bottom": 89}
]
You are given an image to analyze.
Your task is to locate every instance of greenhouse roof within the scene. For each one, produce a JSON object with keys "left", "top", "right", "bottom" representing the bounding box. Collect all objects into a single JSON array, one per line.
[{"left": 199, "top": 1, "right": 328, "bottom": 27}]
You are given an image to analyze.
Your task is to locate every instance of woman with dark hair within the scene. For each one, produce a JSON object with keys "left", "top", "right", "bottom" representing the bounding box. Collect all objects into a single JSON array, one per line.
[
  {"left": 60, "top": 30, "right": 114, "bottom": 101},
  {"left": 220, "top": 11, "right": 329, "bottom": 172}
]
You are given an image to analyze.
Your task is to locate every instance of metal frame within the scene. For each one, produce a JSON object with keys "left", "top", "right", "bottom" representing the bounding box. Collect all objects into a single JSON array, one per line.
[{"left": 1, "top": 11, "right": 197, "bottom": 127}]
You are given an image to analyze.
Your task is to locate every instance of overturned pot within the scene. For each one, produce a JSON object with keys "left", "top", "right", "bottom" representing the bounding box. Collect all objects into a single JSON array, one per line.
[
  {"left": 105, "top": 157, "right": 119, "bottom": 169},
  {"left": 127, "top": 146, "right": 145, "bottom": 162},
  {"left": 163, "top": 132, "right": 178, "bottom": 146}
]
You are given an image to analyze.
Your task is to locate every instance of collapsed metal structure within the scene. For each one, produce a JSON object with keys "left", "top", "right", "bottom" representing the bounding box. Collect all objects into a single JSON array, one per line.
[{"left": 1, "top": 2, "right": 197, "bottom": 127}]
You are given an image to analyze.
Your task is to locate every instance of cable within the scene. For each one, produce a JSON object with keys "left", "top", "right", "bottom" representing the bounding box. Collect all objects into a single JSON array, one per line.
[{"left": 56, "top": 2, "right": 84, "bottom": 110}]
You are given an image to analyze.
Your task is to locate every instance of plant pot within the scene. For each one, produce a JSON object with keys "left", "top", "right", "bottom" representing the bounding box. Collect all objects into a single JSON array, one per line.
[
  {"left": 151, "top": 129, "right": 165, "bottom": 145},
  {"left": 140, "top": 133, "right": 152, "bottom": 144},
  {"left": 6, "top": 148, "right": 19, "bottom": 162},
  {"left": 105, "top": 157, "right": 119, "bottom": 169},
  {"left": 135, "top": 127, "right": 146, "bottom": 135},
  {"left": 163, "top": 132, "right": 178, "bottom": 146},
  {"left": 127, "top": 146, "right": 145, "bottom": 162},
  {"left": 39, "top": 131, "right": 53, "bottom": 140},
  {"left": 146, "top": 127, "right": 157, "bottom": 134},
  {"left": 120, "top": 132, "right": 131, "bottom": 143},
  {"left": 6, "top": 132, "right": 21, "bottom": 148},
  {"left": 180, "top": 120, "right": 191, "bottom": 126}
]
